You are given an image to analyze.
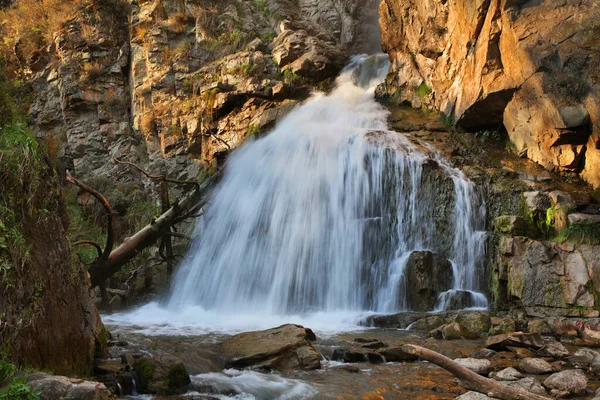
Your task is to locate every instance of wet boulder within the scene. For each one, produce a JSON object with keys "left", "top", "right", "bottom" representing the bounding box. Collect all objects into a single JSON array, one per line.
[
  {"left": 505, "top": 377, "right": 548, "bottom": 396},
  {"left": 454, "top": 358, "right": 491, "bottom": 375},
  {"left": 518, "top": 358, "right": 553, "bottom": 375},
  {"left": 537, "top": 342, "right": 570, "bottom": 359},
  {"left": 430, "top": 322, "right": 478, "bottom": 340},
  {"left": 404, "top": 251, "right": 454, "bottom": 311},
  {"left": 486, "top": 332, "right": 543, "bottom": 351},
  {"left": 491, "top": 367, "right": 522, "bottom": 382},
  {"left": 27, "top": 373, "right": 110, "bottom": 400},
  {"left": 219, "top": 324, "right": 320, "bottom": 370},
  {"left": 134, "top": 354, "right": 191, "bottom": 395},
  {"left": 543, "top": 369, "right": 588, "bottom": 398}
]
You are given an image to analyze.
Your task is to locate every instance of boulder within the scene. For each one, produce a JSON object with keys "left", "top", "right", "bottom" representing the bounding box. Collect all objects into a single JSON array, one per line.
[
  {"left": 27, "top": 374, "right": 110, "bottom": 400},
  {"left": 219, "top": 324, "right": 320, "bottom": 370},
  {"left": 543, "top": 369, "right": 588, "bottom": 398},
  {"left": 518, "top": 358, "right": 554, "bottom": 375},
  {"left": 404, "top": 251, "right": 454, "bottom": 311},
  {"left": 134, "top": 354, "right": 190, "bottom": 395},
  {"left": 430, "top": 322, "right": 478, "bottom": 340},
  {"left": 491, "top": 367, "right": 523, "bottom": 382},
  {"left": 504, "top": 377, "right": 548, "bottom": 396},
  {"left": 454, "top": 358, "right": 491, "bottom": 375},
  {"left": 486, "top": 332, "right": 543, "bottom": 351},
  {"left": 537, "top": 342, "right": 570, "bottom": 359}
]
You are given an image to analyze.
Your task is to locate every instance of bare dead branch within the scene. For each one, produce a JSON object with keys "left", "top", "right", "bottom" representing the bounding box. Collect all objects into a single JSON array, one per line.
[
  {"left": 72, "top": 240, "right": 103, "bottom": 258},
  {"left": 66, "top": 171, "right": 114, "bottom": 260},
  {"left": 400, "top": 345, "right": 551, "bottom": 400}
]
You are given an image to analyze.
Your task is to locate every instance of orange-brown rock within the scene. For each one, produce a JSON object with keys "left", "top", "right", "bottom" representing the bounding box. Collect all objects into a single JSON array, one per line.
[{"left": 379, "top": 0, "right": 600, "bottom": 188}]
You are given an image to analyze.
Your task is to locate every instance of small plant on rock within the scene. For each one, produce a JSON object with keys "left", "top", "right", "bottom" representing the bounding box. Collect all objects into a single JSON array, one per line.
[{"left": 416, "top": 82, "right": 432, "bottom": 98}]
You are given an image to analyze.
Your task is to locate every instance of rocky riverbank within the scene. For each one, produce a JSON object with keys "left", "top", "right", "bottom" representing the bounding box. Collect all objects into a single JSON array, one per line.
[{"left": 44, "top": 311, "right": 600, "bottom": 399}]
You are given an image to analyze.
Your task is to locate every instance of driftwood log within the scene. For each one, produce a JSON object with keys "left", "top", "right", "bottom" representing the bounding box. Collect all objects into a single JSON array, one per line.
[{"left": 400, "top": 345, "right": 552, "bottom": 400}]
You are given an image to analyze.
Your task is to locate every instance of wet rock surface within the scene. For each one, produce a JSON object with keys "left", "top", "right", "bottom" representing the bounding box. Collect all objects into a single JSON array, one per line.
[
  {"left": 218, "top": 324, "right": 320, "bottom": 370},
  {"left": 27, "top": 374, "right": 110, "bottom": 400},
  {"left": 403, "top": 250, "right": 454, "bottom": 311},
  {"left": 544, "top": 369, "right": 588, "bottom": 398}
]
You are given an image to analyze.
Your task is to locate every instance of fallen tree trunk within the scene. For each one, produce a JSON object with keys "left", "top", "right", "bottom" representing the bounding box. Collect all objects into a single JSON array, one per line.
[
  {"left": 87, "top": 173, "right": 218, "bottom": 289},
  {"left": 67, "top": 168, "right": 219, "bottom": 290},
  {"left": 399, "top": 345, "right": 551, "bottom": 400}
]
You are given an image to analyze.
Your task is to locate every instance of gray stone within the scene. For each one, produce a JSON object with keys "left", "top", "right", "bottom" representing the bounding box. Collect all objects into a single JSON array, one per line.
[
  {"left": 559, "top": 105, "right": 590, "bottom": 128},
  {"left": 219, "top": 324, "right": 320, "bottom": 370},
  {"left": 28, "top": 375, "right": 110, "bottom": 400},
  {"left": 492, "top": 367, "right": 523, "bottom": 382},
  {"left": 518, "top": 358, "right": 553, "bottom": 375},
  {"left": 431, "top": 322, "right": 478, "bottom": 340},
  {"left": 537, "top": 342, "right": 570, "bottom": 359},
  {"left": 504, "top": 377, "right": 548, "bottom": 396},
  {"left": 454, "top": 358, "right": 491, "bottom": 375},
  {"left": 543, "top": 369, "right": 588, "bottom": 398}
]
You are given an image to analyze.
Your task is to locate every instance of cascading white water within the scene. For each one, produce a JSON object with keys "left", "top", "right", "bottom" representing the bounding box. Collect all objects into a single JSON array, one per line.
[{"left": 165, "top": 54, "right": 488, "bottom": 317}]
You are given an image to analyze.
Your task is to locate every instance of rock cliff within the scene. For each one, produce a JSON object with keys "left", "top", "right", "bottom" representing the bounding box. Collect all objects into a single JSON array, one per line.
[
  {"left": 24, "top": 0, "right": 379, "bottom": 184},
  {"left": 378, "top": 0, "right": 600, "bottom": 188}
]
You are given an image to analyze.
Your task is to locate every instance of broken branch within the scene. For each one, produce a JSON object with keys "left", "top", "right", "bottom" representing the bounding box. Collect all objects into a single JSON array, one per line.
[
  {"left": 66, "top": 171, "right": 114, "bottom": 260},
  {"left": 72, "top": 240, "right": 104, "bottom": 258}
]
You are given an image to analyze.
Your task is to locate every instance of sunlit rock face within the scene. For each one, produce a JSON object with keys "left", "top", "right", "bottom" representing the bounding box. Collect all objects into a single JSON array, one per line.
[
  {"left": 25, "top": 0, "right": 382, "bottom": 184},
  {"left": 378, "top": 0, "right": 600, "bottom": 188}
]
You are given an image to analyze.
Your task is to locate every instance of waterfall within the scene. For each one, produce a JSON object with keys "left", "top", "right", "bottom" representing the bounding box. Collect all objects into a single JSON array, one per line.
[{"left": 165, "top": 54, "right": 488, "bottom": 317}]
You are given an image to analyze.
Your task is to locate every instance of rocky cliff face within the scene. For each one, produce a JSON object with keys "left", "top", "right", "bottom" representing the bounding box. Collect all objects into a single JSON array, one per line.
[
  {"left": 26, "top": 0, "right": 378, "bottom": 184},
  {"left": 378, "top": 0, "right": 600, "bottom": 188}
]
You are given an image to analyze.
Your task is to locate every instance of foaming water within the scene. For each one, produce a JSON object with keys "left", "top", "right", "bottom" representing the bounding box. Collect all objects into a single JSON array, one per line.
[
  {"left": 103, "top": 302, "right": 372, "bottom": 336},
  {"left": 107, "top": 54, "right": 488, "bottom": 335},
  {"left": 189, "top": 369, "right": 317, "bottom": 399}
]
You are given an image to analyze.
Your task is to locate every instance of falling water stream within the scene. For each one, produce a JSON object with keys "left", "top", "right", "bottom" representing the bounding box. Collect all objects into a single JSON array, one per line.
[{"left": 106, "top": 54, "right": 488, "bottom": 337}]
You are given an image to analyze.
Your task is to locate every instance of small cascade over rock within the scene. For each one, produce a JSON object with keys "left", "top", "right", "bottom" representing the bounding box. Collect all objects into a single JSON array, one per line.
[{"left": 164, "top": 54, "right": 488, "bottom": 319}]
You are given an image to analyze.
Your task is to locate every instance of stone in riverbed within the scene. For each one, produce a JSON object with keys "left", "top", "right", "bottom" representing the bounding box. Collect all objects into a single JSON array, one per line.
[
  {"left": 491, "top": 367, "right": 522, "bottom": 382},
  {"left": 430, "top": 322, "right": 478, "bottom": 340},
  {"left": 219, "top": 324, "right": 320, "bottom": 370},
  {"left": 27, "top": 373, "right": 110, "bottom": 400},
  {"left": 134, "top": 354, "right": 191, "bottom": 395},
  {"left": 486, "top": 332, "right": 543, "bottom": 351},
  {"left": 537, "top": 341, "right": 570, "bottom": 359},
  {"left": 504, "top": 377, "right": 548, "bottom": 396},
  {"left": 454, "top": 358, "right": 491, "bottom": 375},
  {"left": 518, "top": 358, "right": 553, "bottom": 375},
  {"left": 543, "top": 369, "right": 588, "bottom": 398}
]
